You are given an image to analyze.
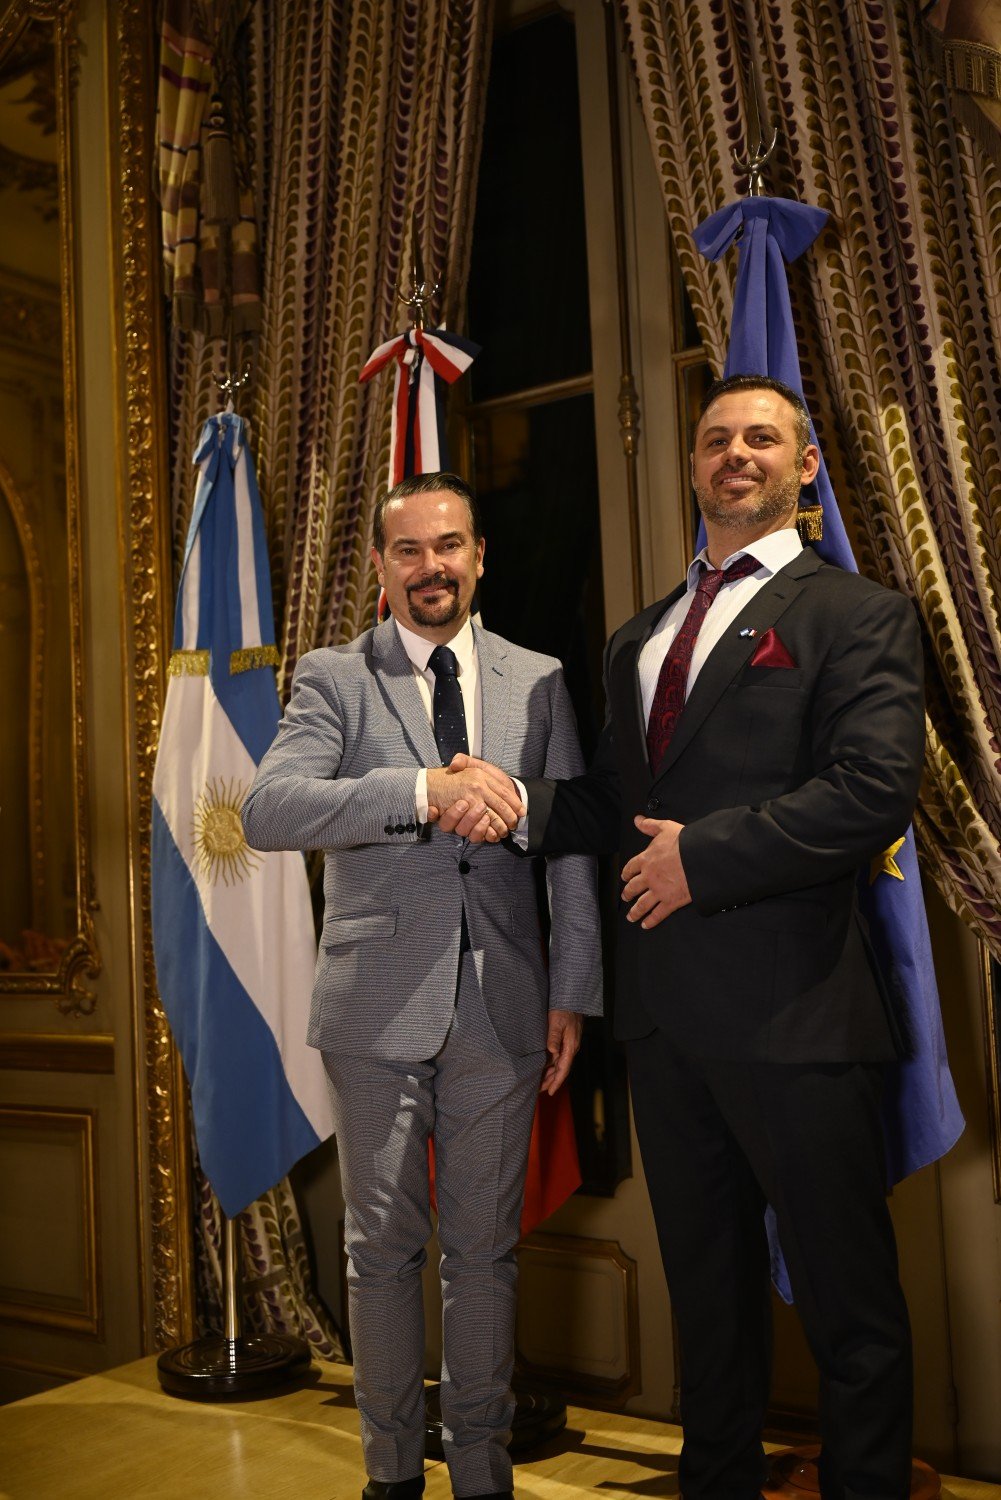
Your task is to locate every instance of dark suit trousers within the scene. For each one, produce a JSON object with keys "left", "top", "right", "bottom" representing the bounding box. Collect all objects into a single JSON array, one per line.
[{"left": 628, "top": 1030, "right": 912, "bottom": 1500}]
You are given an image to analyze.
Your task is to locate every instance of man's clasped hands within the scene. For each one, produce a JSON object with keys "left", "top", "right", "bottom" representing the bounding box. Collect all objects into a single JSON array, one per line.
[{"left": 426, "top": 754, "right": 691, "bottom": 929}]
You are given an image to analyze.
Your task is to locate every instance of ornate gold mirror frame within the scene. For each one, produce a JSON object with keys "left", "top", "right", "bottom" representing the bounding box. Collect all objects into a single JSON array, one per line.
[
  {"left": 0, "top": 0, "right": 100, "bottom": 1017},
  {"left": 107, "top": 3, "right": 195, "bottom": 1348}
]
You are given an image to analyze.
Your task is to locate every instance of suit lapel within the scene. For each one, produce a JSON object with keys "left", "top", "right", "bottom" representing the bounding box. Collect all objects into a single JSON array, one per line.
[
  {"left": 475, "top": 623, "right": 510, "bottom": 767},
  {"left": 371, "top": 619, "right": 441, "bottom": 766},
  {"left": 652, "top": 547, "right": 822, "bottom": 784}
]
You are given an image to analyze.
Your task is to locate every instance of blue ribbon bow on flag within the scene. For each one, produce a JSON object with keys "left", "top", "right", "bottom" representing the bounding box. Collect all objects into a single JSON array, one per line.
[
  {"left": 692, "top": 196, "right": 964, "bottom": 1298},
  {"left": 151, "top": 411, "right": 334, "bottom": 1218}
]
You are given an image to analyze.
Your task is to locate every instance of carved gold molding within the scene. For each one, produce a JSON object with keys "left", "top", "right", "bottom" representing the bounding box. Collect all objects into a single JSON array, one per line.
[
  {"left": 603, "top": 0, "right": 642, "bottom": 613},
  {"left": 0, "top": 1104, "right": 100, "bottom": 1336},
  {"left": 0, "top": 0, "right": 100, "bottom": 1019},
  {"left": 979, "top": 943, "right": 1001, "bottom": 1204},
  {"left": 107, "top": 0, "right": 194, "bottom": 1353},
  {"left": 0, "top": 454, "right": 45, "bottom": 928}
]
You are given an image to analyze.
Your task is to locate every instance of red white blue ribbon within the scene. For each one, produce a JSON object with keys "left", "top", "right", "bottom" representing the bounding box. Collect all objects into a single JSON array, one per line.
[{"left": 360, "top": 325, "right": 479, "bottom": 487}]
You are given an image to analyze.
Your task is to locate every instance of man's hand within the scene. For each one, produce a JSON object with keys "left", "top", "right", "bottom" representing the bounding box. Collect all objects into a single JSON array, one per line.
[
  {"left": 540, "top": 1009, "right": 583, "bottom": 1095},
  {"left": 620, "top": 816, "right": 692, "bottom": 929},
  {"left": 426, "top": 756, "right": 525, "bottom": 843},
  {"left": 428, "top": 754, "right": 522, "bottom": 842}
]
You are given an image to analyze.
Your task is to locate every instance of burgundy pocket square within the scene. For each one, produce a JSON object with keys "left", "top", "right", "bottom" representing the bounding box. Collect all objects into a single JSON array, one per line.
[{"left": 749, "top": 629, "right": 797, "bottom": 669}]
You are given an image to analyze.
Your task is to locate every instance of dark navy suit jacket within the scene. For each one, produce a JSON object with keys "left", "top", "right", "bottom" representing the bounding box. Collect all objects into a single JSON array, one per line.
[{"left": 525, "top": 547, "right": 925, "bottom": 1063}]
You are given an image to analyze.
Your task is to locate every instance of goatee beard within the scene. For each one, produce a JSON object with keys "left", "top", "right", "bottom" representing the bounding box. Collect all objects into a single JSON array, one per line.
[
  {"left": 696, "top": 472, "right": 802, "bottom": 531},
  {"left": 407, "top": 582, "right": 461, "bottom": 628}
]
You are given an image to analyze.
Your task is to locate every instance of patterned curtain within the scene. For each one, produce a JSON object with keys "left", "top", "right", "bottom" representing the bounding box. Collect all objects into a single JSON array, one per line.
[
  {"left": 166, "top": 0, "right": 494, "bottom": 1344},
  {"left": 619, "top": 0, "right": 1001, "bottom": 961},
  {"left": 170, "top": 0, "right": 492, "bottom": 681}
]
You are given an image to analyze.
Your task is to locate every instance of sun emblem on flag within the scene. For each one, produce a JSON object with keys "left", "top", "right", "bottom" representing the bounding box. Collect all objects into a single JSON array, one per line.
[{"left": 193, "top": 778, "right": 261, "bottom": 886}]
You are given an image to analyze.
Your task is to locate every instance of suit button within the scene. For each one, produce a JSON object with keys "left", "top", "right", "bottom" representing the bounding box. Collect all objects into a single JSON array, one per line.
[
  {"left": 406, "top": 822, "right": 416, "bottom": 833},
  {"left": 395, "top": 823, "right": 405, "bottom": 834},
  {"left": 458, "top": 860, "right": 471, "bottom": 874},
  {"left": 646, "top": 797, "right": 660, "bottom": 813},
  {"left": 384, "top": 825, "right": 394, "bottom": 834}
]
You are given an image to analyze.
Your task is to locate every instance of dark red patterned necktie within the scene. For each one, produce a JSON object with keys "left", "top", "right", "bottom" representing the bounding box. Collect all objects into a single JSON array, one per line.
[{"left": 646, "top": 553, "right": 763, "bottom": 772}]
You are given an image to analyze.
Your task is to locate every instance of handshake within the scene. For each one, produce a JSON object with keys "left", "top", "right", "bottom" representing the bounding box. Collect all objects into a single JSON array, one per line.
[
  {"left": 426, "top": 754, "right": 525, "bottom": 843},
  {"left": 426, "top": 754, "right": 691, "bottom": 928}
]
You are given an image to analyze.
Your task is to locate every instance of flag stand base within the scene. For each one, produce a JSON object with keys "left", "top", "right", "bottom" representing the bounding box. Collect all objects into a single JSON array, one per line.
[
  {"left": 156, "top": 1333, "right": 312, "bottom": 1399},
  {"left": 156, "top": 1214, "right": 313, "bottom": 1400},
  {"left": 424, "top": 1379, "right": 566, "bottom": 1458},
  {"left": 763, "top": 1446, "right": 940, "bottom": 1499}
]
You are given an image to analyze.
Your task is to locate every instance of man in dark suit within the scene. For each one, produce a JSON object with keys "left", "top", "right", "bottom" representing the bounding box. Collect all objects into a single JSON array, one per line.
[{"left": 435, "top": 377, "right": 923, "bottom": 1500}]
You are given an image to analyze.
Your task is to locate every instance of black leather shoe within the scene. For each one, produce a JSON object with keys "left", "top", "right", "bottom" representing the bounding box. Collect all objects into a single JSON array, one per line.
[{"left": 361, "top": 1478, "right": 425, "bottom": 1500}]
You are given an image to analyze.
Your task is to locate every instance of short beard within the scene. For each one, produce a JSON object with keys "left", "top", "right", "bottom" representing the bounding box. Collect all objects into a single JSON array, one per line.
[
  {"left": 406, "top": 578, "right": 461, "bottom": 628},
  {"left": 696, "top": 471, "right": 802, "bottom": 532}
]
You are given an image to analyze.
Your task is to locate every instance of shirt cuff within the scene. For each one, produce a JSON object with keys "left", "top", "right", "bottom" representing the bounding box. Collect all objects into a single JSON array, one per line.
[
  {"left": 415, "top": 769, "right": 429, "bottom": 823},
  {"left": 511, "top": 777, "right": 529, "bottom": 849}
]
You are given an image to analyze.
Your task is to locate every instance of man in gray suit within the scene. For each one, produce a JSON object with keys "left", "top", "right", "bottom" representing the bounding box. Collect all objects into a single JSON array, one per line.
[{"left": 242, "top": 472, "right": 601, "bottom": 1500}]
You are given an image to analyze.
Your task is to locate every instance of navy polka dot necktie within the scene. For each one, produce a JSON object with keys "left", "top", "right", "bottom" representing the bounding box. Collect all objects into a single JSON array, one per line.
[{"left": 428, "top": 644, "right": 469, "bottom": 764}]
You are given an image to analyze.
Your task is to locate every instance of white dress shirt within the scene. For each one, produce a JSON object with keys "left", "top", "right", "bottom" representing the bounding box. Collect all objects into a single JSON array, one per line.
[
  {"left": 395, "top": 617, "right": 481, "bottom": 821},
  {"left": 396, "top": 616, "right": 529, "bottom": 829},
  {"left": 638, "top": 527, "right": 803, "bottom": 724}
]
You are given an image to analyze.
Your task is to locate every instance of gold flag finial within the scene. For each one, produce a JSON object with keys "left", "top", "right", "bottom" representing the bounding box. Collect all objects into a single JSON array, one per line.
[
  {"left": 398, "top": 211, "right": 440, "bottom": 330},
  {"left": 732, "top": 0, "right": 779, "bottom": 195}
]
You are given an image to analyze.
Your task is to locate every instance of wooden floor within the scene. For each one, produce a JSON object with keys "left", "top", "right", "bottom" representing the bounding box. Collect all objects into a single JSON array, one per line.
[{"left": 0, "top": 1356, "right": 998, "bottom": 1500}]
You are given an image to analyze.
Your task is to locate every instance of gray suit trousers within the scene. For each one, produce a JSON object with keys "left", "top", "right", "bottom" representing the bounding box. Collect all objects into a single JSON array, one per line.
[{"left": 324, "top": 952, "right": 544, "bottom": 1497}]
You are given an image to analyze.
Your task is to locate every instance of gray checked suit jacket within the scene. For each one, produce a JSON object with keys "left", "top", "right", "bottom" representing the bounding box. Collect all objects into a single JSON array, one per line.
[{"left": 242, "top": 618, "right": 603, "bottom": 1059}]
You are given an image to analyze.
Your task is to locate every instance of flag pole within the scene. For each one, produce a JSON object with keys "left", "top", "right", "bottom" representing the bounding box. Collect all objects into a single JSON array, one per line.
[
  {"left": 734, "top": 0, "right": 777, "bottom": 192},
  {"left": 157, "top": 1210, "right": 312, "bottom": 1398},
  {"left": 152, "top": 358, "right": 335, "bottom": 1398},
  {"left": 399, "top": 209, "right": 438, "bottom": 330},
  {"left": 222, "top": 1216, "right": 241, "bottom": 1343}
]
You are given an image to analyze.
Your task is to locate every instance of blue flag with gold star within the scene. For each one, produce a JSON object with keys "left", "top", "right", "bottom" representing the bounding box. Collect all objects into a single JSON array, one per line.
[{"left": 694, "top": 196, "right": 964, "bottom": 1293}]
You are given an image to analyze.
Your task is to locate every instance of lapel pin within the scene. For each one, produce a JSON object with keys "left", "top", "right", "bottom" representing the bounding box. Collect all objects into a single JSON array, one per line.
[{"left": 739, "top": 627, "right": 758, "bottom": 638}]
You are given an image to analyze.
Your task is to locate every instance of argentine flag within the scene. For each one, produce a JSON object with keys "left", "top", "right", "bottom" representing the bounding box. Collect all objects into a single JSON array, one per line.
[{"left": 151, "top": 412, "right": 334, "bottom": 1218}]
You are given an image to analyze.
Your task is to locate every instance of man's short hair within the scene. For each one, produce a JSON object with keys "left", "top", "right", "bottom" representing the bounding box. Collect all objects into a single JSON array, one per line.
[
  {"left": 697, "top": 374, "right": 812, "bottom": 460},
  {"left": 372, "top": 471, "right": 482, "bottom": 554}
]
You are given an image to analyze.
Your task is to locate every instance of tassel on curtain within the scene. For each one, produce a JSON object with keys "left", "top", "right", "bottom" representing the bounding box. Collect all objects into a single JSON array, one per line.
[
  {"left": 156, "top": 0, "right": 262, "bottom": 336},
  {"left": 922, "top": 0, "right": 1001, "bottom": 172},
  {"left": 619, "top": 0, "right": 1001, "bottom": 963}
]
